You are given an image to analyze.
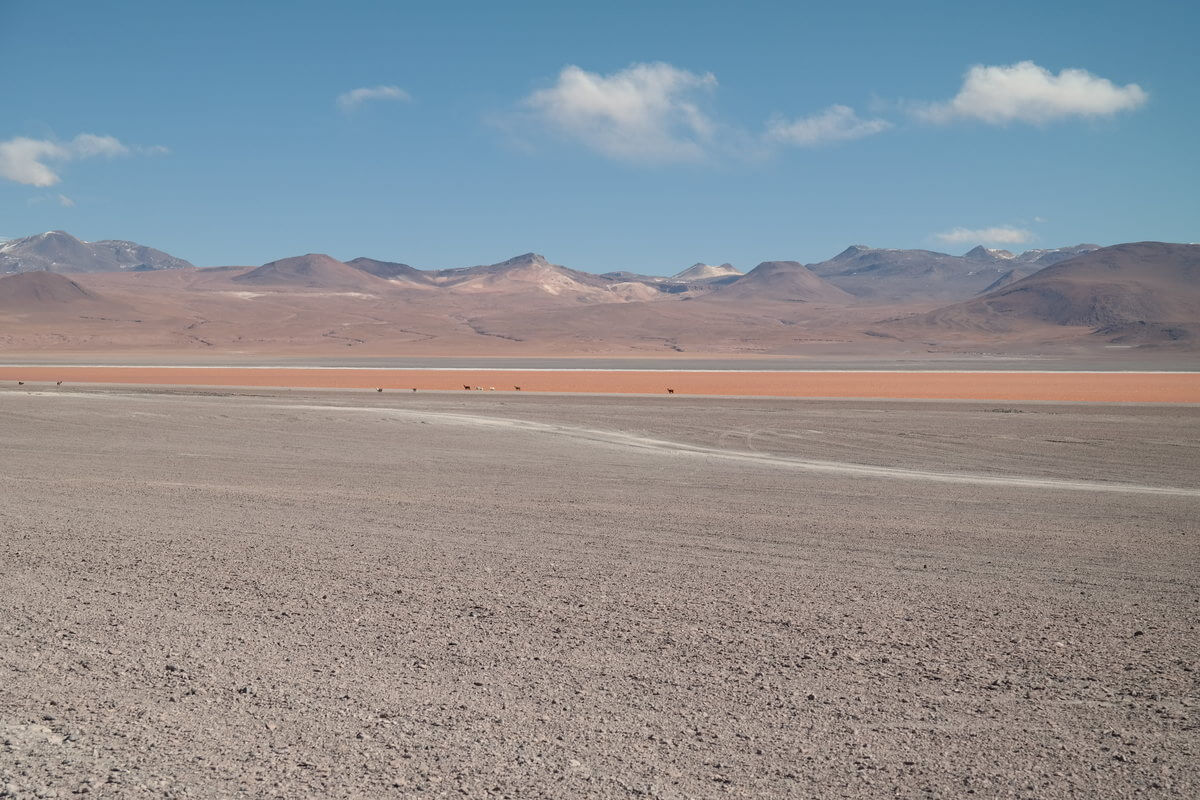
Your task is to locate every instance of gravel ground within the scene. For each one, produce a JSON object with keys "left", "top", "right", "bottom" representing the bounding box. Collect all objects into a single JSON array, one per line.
[{"left": 1, "top": 387, "right": 1197, "bottom": 798}]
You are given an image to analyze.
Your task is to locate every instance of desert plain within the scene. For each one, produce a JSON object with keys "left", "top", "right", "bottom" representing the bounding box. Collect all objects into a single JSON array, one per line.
[
  {"left": 1, "top": 382, "right": 1197, "bottom": 798},
  {"left": 4, "top": 3, "right": 1199, "bottom": 795}
]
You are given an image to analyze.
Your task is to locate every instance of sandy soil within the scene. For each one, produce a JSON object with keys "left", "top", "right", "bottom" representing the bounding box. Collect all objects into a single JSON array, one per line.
[
  {"left": 1, "top": 366, "right": 1199, "bottom": 402},
  {"left": 1, "top": 387, "right": 1197, "bottom": 798}
]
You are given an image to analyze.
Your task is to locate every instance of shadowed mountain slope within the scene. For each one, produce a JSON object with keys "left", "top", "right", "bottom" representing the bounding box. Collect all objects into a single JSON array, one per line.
[
  {"left": 347, "top": 257, "right": 436, "bottom": 285},
  {"left": 918, "top": 242, "right": 1200, "bottom": 342},
  {"left": 807, "top": 244, "right": 1102, "bottom": 303},
  {"left": 808, "top": 246, "right": 1023, "bottom": 303}
]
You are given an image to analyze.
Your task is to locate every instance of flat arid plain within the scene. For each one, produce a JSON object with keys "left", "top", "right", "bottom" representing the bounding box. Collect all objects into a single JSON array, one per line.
[
  {"left": 2, "top": 383, "right": 1197, "bottom": 797},
  {"left": 6, "top": 2, "right": 1200, "bottom": 796}
]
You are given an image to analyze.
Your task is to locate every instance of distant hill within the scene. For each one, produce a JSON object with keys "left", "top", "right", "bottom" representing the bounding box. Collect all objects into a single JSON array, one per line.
[
  {"left": 0, "top": 270, "right": 100, "bottom": 309},
  {"left": 920, "top": 242, "right": 1200, "bottom": 343},
  {"left": 978, "top": 268, "right": 1035, "bottom": 294},
  {"left": 432, "top": 253, "right": 664, "bottom": 302},
  {"left": 672, "top": 262, "right": 742, "bottom": 282},
  {"left": 0, "top": 231, "right": 192, "bottom": 274},
  {"left": 1015, "top": 244, "right": 1103, "bottom": 267},
  {"left": 709, "top": 261, "right": 853, "bottom": 304},
  {"left": 807, "top": 244, "right": 1101, "bottom": 303},
  {"left": 233, "top": 254, "right": 388, "bottom": 291},
  {"left": 346, "top": 257, "right": 435, "bottom": 285},
  {"left": 434, "top": 252, "right": 592, "bottom": 289}
]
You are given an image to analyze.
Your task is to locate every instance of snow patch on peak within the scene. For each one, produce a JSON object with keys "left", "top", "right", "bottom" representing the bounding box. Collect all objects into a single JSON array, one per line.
[
  {"left": 672, "top": 262, "right": 742, "bottom": 280},
  {"left": 964, "top": 245, "right": 1015, "bottom": 260},
  {"left": 834, "top": 245, "right": 873, "bottom": 259}
]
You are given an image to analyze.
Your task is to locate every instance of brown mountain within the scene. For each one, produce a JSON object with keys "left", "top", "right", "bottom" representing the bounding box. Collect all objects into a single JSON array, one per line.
[
  {"left": 0, "top": 270, "right": 100, "bottom": 309},
  {"left": 709, "top": 261, "right": 853, "bottom": 304},
  {"left": 435, "top": 252, "right": 592, "bottom": 288},
  {"left": 807, "top": 246, "right": 1021, "bottom": 303},
  {"left": 807, "top": 244, "right": 1102, "bottom": 304},
  {"left": 920, "top": 242, "right": 1200, "bottom": 342},
  {"left": 433, "top": 253, "right": 664, "bottom": 303},
  {"left": 346, "top": 257, "right": 436, "bottom": 285},
  {"left": 978, "top": 268, "right": 1035, "bottom": 294},
  {"left": 232, "top": 254, "right": 388, "bottom": 291}
]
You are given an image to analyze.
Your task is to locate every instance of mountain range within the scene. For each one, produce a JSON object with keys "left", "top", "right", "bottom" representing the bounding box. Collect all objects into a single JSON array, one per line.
[
  {"left": 804, "top": 243, "right": 1101, "bottom": 302},
  {"left": 0, "top": 230, "right": 1195, "bottom": 355},
  {"left": 0, "top": 230, "right": 193, "bottom": 274},
  {"left": 908, "top": 242, "right": 1200, "bottom": 346},
  {"left": 0, "top": 229, "right": 1102, "bottom": 305}
]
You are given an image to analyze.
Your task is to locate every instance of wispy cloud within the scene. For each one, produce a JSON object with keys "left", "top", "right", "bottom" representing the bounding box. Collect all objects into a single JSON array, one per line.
[
  {"left": 935, "top": 226, "right": 1033, "bottom": 245},
  {"left": 520, "top": 62, "right": 718, "bottom": 163},
  {"left": 917, "top": 61, "right": 1147, "bottom": 124},
  {"left": 337, "top": 85, "right": 411, "bottom": 111},
  {"left": 766, "top": 105, "right": 892, "bottom": 147},
  {"left": 0, "top": 134, "right": 141, "bottom": 186},
  {"left": 69, "top": 133, "right": 128, "bottom": 158},
  {"left": 57, "top": 194, "right": 75, "bottom": 207}
]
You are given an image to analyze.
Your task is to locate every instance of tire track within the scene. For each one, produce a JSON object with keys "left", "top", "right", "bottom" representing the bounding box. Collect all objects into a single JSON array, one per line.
[
  {"left": 11, "top": 390, "right": 1198, "bottom": 497},
  {"left": 285, "top": 403, "right": 1200, "bottom": 498}
]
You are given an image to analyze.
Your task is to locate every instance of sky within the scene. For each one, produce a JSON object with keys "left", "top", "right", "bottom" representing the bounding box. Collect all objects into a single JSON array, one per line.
[{"left": 1, "top": 0, "right": 1196, "bottom": 274}]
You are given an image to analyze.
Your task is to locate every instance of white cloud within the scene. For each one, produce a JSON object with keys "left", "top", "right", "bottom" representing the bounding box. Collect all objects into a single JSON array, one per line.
[
  {"left": 522, "top": 62, "right": 718, "bottom": 162},
  {"left": 0, "top": 138, "right": 68, "bottom": 186},
  {"left": 766, "top": 105, "right": 892, "bottom": 146},
  {"left": 337, "top": 85, "right": 411, "bottom": 111},
  {"left": 57, "top": 194, "right": 75, "bottom": 207},
  {"left": 69, "top": 134, "right": 128, "bottom": 158},
  {"left": 935, "top": 226, "right": 1033, "bottom": 245},
  {"left": 919, "top": 61, "right": 1147, "bottom": 124},
  {"left": 0, "top": 133, "right": 134, "bottom": 187}
]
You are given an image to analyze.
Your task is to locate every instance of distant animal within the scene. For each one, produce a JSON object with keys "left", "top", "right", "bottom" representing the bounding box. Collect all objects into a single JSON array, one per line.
[
  {"left": 464, "top": 384, "right": 471, "bottom": 390},
  {"left": 412, "top": 388, "right": 416, "bottom": 392},
  {"left": 56, "top": 381, "right": 62, "bottom": 386},
  {"left": 377, "top": 388, "right": 383, "bottom": 392},
  {"left": 17, "top": 381, "right": 23, "bottom": 386},
  {"left": 514, "top": 386, "right": 521, "bottom": 391},
  {"left": 667, "top": 388, "right": 675, "bottom": 394}
]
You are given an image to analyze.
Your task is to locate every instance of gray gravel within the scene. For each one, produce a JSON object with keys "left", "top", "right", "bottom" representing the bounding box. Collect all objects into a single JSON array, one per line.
[{"left": 1, "top": 387, "right": 1197, "bottom": 798}]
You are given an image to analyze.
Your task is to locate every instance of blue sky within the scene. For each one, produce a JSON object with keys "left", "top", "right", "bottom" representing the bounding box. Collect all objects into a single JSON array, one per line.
[{"left": 2, "top": 0, "right": 1196, "bottom": 274}]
